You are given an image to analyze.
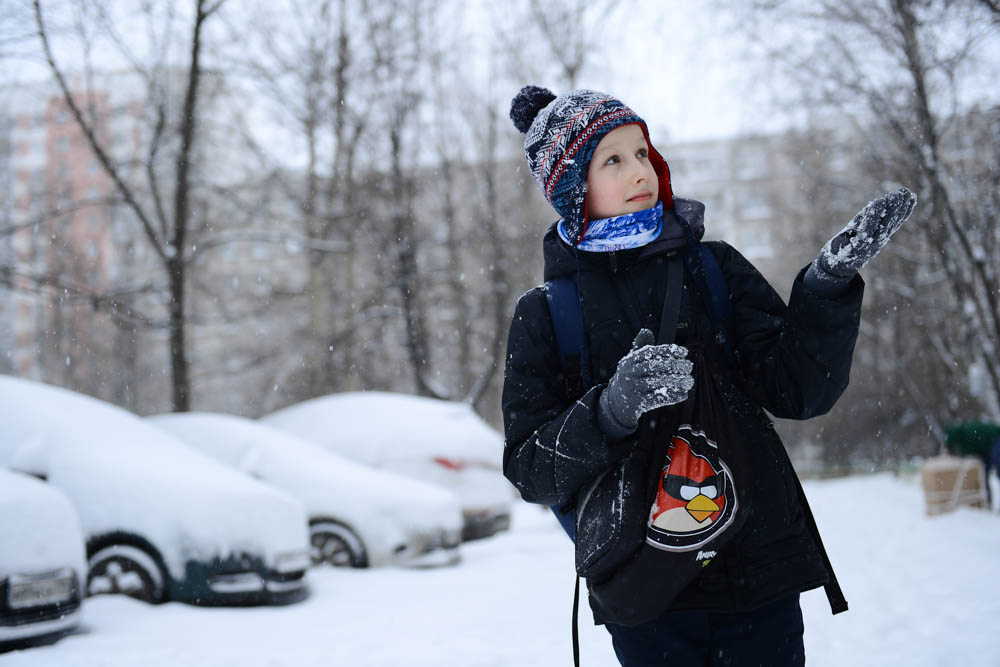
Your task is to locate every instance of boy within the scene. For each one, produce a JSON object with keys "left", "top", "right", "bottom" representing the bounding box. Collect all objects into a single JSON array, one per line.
[{"left": 501, "top": 85, "right": 915, "bottom": 666}]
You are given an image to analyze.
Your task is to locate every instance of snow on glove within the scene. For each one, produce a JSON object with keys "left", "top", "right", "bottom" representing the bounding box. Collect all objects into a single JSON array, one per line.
[
  {"left": 597, "top": 328, "right": 694, "bottom": 440},
  {"left": 806, "top": 187, "right": 917, "bottom": 294}
]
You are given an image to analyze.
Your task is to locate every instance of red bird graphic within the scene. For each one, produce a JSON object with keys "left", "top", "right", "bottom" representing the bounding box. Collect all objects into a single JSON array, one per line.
[{"left": 650, "top": 435, "right": 727, "bottom": 533}]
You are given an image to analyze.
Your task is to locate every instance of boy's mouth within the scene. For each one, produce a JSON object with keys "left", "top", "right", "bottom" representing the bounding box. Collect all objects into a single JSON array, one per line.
[{"left": 627, "top": 192, "right": 653, "bottom": 202}]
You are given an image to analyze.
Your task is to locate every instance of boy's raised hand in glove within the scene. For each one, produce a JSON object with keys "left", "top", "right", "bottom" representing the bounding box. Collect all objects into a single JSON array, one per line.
[
  {"left": 597, "top": 328, "right": 694, "bottom": 440},
  {"left": 805, "top": 187, "right": 917, "bottom": 295}
]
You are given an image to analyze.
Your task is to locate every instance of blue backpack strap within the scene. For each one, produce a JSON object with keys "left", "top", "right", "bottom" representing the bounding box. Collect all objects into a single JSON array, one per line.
[
  {"left": 551, "top": 500, "right": 577, "bottom": 540},
  {"left": 544, "top": 277, "right": 589, "bottom": 541},
  {"left": 683, "top": 243, "right": 737, "bottom": 366},
  {"left": 544, "top": 277, "right": 592, "bottom": 398}
]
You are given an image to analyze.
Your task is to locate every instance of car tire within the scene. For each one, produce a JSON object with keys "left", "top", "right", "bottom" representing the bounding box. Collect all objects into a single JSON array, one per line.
[
  {"left": 309, "top": 520, "right": 368, "bottom": 568},
  {"left": 86, "top": 534, "right": 169, "bottom": 604}
]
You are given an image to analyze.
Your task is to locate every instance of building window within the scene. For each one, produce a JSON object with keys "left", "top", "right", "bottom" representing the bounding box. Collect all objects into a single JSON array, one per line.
[
  {"left": 828, "top": 146, "right": 850, "bottom": 172},
  {"left": 251, "top": 275, "right": 270, "bottom": 296},
  {"left": 688, "top": 156, "right": 716, "bottom": 178},
  {"left": 740, "top": 193, "right": 772, "bottom": 220},
  {"left": 57, "top": 186, "right": 73, "bottom": 209},
  {"left": 701, "top": 193, "right": 725, "bottom": 216},
  {"left": 739, "top": 227, "right": 773, "bottom": 259},
  {"left": 737, "top": 150, "right": 766, "bottom": 179}
]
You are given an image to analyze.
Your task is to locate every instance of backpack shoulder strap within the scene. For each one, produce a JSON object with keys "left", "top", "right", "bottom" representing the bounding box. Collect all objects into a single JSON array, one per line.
[
  {"left": 544, "top": 277, "right": 591, "bottom": 400},
  {"left": 546, "top": 257, "right": 684, "bottom": 667},
  {"left": 543, "top": 277, "right": 586, "bottom": 542},
  {"left": 683, "top": 242, "right": 738, "bottom": 366}
]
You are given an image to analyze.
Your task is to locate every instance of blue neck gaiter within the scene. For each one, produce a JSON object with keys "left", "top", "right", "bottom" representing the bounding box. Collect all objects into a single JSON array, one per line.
[{"left": 558, "top": 202, "right": 663, "bottom": 252}]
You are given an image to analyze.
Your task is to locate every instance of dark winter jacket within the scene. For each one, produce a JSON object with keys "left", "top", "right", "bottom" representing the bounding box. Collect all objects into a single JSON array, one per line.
[{"left": 501, "top": 199, "right": 864, "bottom": 623}]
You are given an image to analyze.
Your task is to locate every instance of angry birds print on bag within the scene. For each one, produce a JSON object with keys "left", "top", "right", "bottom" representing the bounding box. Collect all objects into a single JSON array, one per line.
[{"left": 647, "top": 425, "right": 740, "bottom": 553}]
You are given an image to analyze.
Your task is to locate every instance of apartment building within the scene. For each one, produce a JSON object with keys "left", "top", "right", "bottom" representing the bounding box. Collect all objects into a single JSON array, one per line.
[
  {"left": 0, "top": 78, "right": 145, "bottom": 391},
  {"left": 0, "top": 70, "right": 267, "bottom": 410}
]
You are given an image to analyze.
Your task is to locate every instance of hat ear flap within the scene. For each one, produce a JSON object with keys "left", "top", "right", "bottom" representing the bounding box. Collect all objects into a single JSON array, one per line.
[
  {"left": 562, "top": 180, "right": 589, "bottom": 245},
  {"left": 637, "top": 124, "right": 674, "bottom": 210}
]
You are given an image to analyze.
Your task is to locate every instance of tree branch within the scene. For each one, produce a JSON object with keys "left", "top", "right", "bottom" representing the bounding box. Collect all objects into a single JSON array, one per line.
[{"left": 33, "top": 0, "right": 167, "bottom": 263}]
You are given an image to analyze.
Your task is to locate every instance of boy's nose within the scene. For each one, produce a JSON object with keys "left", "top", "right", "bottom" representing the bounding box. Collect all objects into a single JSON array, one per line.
[{"left": 630, "top": 161, "right": 648, "bottom": 182}]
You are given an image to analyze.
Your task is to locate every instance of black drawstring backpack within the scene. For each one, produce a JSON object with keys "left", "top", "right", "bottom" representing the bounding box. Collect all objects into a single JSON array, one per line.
[{"left": 545, "top": 244, "right": 846, "bottom": 666}]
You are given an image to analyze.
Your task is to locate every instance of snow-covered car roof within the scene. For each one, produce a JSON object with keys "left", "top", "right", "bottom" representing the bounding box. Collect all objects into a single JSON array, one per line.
[
  {"left": 0, "top": 467, "right": 86, "bottom": 579},
  {"left": 262, "top": 391, "right": 503, "bottom": 468},
  {"left": 0, "top": 377, "right": 309, "bottom": 580},
  {"left": 148, "top": 412, "right": 464, "bottom": 540}
]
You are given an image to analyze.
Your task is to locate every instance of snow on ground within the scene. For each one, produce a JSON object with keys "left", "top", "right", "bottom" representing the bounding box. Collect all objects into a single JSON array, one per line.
[
  {"left": 3, "top": 473, "right": 998, "bottom": 666},
  {"left": 800, "top": 473, "right": 999, "bottom": 667}
]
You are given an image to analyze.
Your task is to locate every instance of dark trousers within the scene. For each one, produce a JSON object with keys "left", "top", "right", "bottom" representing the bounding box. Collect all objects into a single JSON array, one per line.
[
  {"left": 604, "top": 593, "right": 805, "bottom": 667},
  {"left": 987, "top": 438, "right": 1000, "bottom": 509}
]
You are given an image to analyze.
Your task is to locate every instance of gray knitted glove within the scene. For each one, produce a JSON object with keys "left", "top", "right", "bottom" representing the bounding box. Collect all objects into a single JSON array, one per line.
[
  {"left": 805, "top": 187, "right": 917, "bottom": 294},
  {"left": 597, "top": 329, "right": 694, "bottom": 439}
]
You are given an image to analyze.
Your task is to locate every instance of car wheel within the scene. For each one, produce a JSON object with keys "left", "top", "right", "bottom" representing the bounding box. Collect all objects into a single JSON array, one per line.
[
  {"left": 309, "top": 520, "right": 368, "bottom": 568},
  {"left": 87, "top": 541, "right": 168, "bottom": 604}
]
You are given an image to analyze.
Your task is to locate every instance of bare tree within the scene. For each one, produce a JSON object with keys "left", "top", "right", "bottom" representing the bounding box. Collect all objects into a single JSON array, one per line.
[
  {"left": 34, "top": 0, "right": 225, "bottom": 411},
  {"left": 0, "top": 2, "right": 36, "bottom": 63},
  {"left": 729, "top": 0, "right": 1000, "bottom": 462},
  {"left": 974, "top": 0, "right": 1000, "bottom": 17},
  {"left": 226, "top": 0, "right": 371, "bottom": 399},
  {"left": 490, "top": 0, "right": 618, "bottom": 89},
  {"left": 464, "top": 85, "right": 512, "bottom": 409}
]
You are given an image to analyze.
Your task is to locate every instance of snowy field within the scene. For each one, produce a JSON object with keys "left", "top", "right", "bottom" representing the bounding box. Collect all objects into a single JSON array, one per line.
[{"left": 4, "top": 473, "right": 998, "bottom": 666}]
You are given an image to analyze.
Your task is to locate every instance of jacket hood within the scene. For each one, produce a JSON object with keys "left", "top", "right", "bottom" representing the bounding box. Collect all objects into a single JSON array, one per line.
[{"left": 542, "top": 197, "right": 707, "bottom": 281}]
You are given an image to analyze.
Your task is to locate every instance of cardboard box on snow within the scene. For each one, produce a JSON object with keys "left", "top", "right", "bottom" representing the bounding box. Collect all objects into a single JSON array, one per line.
[{"left": 920, "top": 455, "right": 988, "bottom": 516}]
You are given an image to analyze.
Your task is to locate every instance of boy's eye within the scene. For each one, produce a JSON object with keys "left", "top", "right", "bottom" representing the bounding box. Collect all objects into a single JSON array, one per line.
[
  {"left": 604, "top": 155, "right": 620, "bottom": 166},
  {"left": 637, "top": 148, "right": 648, "bottom": 158}
]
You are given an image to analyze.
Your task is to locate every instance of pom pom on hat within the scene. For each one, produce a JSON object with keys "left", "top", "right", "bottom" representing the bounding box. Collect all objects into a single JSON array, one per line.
[{"left": 510, "top": 85, "right": 556, "bottom": 134}]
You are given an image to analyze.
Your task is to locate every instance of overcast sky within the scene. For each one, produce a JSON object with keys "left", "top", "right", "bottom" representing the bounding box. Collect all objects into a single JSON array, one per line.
[
  {"left": 7, "top": 0, "right": 998, "bottom": 155},
  {"left": 580, "top": 1, "right": 764, "bottom": 142},
  {"left": 4, "top": 0, "right": 762, "bottom": 141}
]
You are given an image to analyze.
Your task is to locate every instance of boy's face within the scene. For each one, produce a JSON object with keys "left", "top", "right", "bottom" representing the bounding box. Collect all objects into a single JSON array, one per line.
[{"left": 585, "top": 123, "right": 659, "bottom": 221}]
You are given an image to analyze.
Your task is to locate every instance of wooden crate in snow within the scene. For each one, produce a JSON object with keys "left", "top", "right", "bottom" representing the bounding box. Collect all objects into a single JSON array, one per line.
[{"left": 920, "top": 455, "right": 988, "bottom": 516}]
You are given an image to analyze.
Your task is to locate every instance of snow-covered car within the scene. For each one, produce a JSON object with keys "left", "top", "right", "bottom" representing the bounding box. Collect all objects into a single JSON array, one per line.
[
  {"left": 262, "top": 392, "right": 514, "bottom": 541},
  {"left": 0, "top": 376, "right": 310, "bottom": 606},
  {"left": 0, "top": 468, "right": 86, "bottom": 649},
  {"left": 148, "top": 412, "right": 464, "bottom": 568}
]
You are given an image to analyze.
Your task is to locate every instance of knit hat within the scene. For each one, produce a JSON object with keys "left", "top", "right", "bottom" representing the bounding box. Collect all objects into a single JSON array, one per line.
[{"left": 510, "top": 85, "right": 674, "bottom": 245}]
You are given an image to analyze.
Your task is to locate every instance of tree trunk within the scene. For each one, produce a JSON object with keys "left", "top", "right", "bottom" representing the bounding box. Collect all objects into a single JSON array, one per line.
[
  {"left": 166, "top": 0, "right": 214, "bottom": 411},
  {"left": 167, "top": 257, "right": 189, "bottom": 410},
  {"left": 470, "top": 107, "right": 507, "bottom": 408},
  {"left": 892, "top": 0, "right": 1000, "bottom": 411},
  {"left": 390, "top": 120, "right": 435, "bottom": 397}
]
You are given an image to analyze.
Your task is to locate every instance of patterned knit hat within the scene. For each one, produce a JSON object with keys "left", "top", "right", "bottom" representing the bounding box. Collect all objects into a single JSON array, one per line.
[{"left": 510, "top": 85, "right": 674, "bottom": 245}]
